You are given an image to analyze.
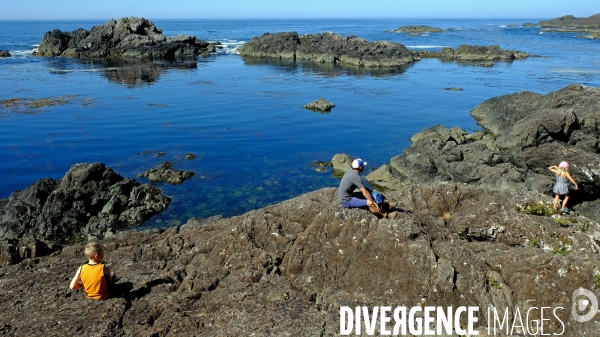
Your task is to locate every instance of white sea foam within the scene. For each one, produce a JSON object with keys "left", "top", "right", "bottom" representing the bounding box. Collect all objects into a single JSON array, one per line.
[
  {"left": 213, "top": 39, "right": 245, "bottom": 55},
  {"left": 8, "top": 49, "right": 35, "bottom": 57},
  {"left": 552, "top": 68, "right": 600, "bottom": 74},
  {"left": 499, "top": 25, "right": 508, "bottom": 28}
]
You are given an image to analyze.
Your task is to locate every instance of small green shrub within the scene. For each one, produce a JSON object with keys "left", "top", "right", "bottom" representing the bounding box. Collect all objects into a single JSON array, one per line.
[
  {"left": 528, "top": 237, "right": 538, "bottom": 247},
  {"left": 555, "top": 218, "right": 571, "bottom": 227},
  {"left": 550, "top": 232, "right": 558, "bottom": 238},
  {"left": 580, "top": 223, "right": 589, "bottom": 232},
  {"left": 488, "top": 278, "right": 502, "bottom": 289},
  {"left": 516, "top": 202, "right": 553, "bottom": 217},
  {"left": 553, "top": 246, "right": 569, "bottom": 255},
  {"left": 595, "top": 273, "right": 600, "bottom": 289}
]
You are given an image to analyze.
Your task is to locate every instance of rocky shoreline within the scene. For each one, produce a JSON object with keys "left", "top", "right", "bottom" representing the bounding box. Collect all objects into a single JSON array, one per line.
[{"left": 2, "top": 83, "right": 600, "bottom": 335}]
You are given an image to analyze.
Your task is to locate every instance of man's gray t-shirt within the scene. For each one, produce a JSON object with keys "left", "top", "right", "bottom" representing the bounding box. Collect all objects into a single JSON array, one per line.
[{"left": 338, "top": 170, "right": 364, "bottom": 203}]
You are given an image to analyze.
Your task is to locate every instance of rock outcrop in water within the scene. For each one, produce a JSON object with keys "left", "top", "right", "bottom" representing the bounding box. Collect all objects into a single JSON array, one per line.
[
  {"left": 415, "top": 44, "right": 529, "bottom": 62},
  {"left": 0, "top": 162, "right": 170, "bottom": 263},
  {"left": 237, "top": 32, "right": 418, "bottom": 67},
  {"left": 367, "top": 83, "right": 600, "bottom": 220},
  {"left": 1, "top": 183, "right": 599, "bottom": 335},
  {"left": 303, "top": 98, "right": 335, "bottom": 113},
  {"left": 387, "top": 25, "right": 444, "bottom": 33},
  {"left": 34, "top": 17, "right": 220, "bottom": 59},
  {"left": 0, "top": 50, "right": 10, "bottom": 57}
]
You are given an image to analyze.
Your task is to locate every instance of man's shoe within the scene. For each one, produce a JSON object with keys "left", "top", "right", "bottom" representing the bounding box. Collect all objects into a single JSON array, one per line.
[
  {"left": 388, "top": 201, "right": 398, "bottom": 209},
  {"left": 561, "top": 208, "right": 570, "bottom": 214},
  {"left": 387, "top": 211, "right": 397, "bottom": 219}
]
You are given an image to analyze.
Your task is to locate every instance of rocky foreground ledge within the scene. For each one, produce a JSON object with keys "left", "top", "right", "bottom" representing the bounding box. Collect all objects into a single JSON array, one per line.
[
  {"left": 34, "top": 17, "right": 220, "bottom": 59},
  {"left": 1, "top": 183, "right": 600, "bottom": 335}
]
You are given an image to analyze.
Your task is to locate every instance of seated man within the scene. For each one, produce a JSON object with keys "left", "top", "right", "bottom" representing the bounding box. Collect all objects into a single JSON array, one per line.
[{"left": 338, "top": 158, "right": 397, "bottom": 219}]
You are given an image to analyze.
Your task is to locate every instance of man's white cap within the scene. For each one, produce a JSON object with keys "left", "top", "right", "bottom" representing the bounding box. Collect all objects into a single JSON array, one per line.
[{"left": 351, "top": 158, "right": 367, "bottom": 169}]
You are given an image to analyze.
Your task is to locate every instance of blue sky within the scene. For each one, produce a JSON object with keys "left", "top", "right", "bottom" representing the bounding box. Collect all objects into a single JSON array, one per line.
[{"left": 0, "top": 0, "right": 598, "bottom": 20}]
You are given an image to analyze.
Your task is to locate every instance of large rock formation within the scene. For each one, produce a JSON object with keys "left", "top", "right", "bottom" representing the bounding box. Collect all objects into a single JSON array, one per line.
[
  {"left": 0, "top": 163, "right": 170, "bottom": 263},
  {"left": 34, "top": 17, "right": 219, "bottom": 59},
  {"left": 367, "top": 84, "right": 600, "bottom": 219},
  {"left": 0, "top": 50, "right": 10, "bottom": 58},
  {"left": 237, "top": 32, "right": 419, "bottom": 67},
  {"left": 415, "top": 44, "right": 529, "bottom": 62},
  {"left": 0, "top": 184, "right": 599, "bottom": 335}
]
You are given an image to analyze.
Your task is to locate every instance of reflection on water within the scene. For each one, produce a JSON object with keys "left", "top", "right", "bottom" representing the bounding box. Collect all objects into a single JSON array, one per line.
[
  {"left": 241, "top": 56, "right": 413, "bottom": 77},
  {"left": 46, "top": 58, "right": 199, "bottom": 86}
]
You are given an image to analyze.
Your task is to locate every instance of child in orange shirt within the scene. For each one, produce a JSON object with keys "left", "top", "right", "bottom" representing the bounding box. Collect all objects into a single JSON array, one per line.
[{"left": 69, "top": 242, "right": 113, "bottom": 300}]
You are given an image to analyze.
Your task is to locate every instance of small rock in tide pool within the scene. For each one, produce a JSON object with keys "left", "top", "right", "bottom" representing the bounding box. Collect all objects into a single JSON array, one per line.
[
  {"left": 186, "top": 153, "right": 196, "bottom": 160},
  {"left": 309, "top": 160, "right": 333, "bottom": 172},
  {"left": 139, "top": 161, "right": 195, "bottom": 185},
  {"left": 445, "top": 87, "right": 463, "bottom": 91},
  {"left": 304, "top": 98, "right": 335, "bottom": 113}
]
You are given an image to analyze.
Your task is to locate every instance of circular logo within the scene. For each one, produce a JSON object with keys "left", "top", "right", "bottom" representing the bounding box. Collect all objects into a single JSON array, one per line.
[{"left": 572, "top": 288, "right": 598, "bottom": 323}]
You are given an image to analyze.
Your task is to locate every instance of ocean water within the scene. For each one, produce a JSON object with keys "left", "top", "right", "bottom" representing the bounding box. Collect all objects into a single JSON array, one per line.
[{"left": 1, "top": 18, "right": 599, "bottom": 228}]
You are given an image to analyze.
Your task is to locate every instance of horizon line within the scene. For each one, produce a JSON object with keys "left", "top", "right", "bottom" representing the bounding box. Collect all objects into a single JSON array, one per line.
[{"left": 0, "top": 17, "right": 553, "bottom": 21}]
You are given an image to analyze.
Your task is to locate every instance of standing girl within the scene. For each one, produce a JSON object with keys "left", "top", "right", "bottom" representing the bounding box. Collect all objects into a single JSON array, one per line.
[{"left": 548, "top": 161, "right": 578, "bottom": 213}]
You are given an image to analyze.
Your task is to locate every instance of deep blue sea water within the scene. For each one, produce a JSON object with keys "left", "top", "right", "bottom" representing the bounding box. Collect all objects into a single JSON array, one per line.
[{"left": 1, "top": 19, "right": 600, "bottom": 228}]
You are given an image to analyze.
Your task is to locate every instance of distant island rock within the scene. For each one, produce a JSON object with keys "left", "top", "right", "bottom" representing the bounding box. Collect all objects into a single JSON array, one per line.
[
  {"left": 387, "top": 25, "right": 444, "bottom": 33},
  {"left": 34, "top": 17, "right": 221, "bottom": 59},
  {"left": 415, "top": 44, "right": 528, "bottom": 62},
  {"left": 537, "top": 13, "right": 600, "bottom": 28},
  {"left": 0, "top": 50, "right": 10, "bottom": 57},
  {"left": 237, "top": 32, "right": 418, "bottom": 67},
  {"left": 536, "top": 13, "right": 600, "bottom": 39}
]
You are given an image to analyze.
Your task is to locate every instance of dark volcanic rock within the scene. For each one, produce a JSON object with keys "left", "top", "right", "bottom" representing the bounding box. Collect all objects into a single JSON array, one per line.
[
  {"left": 416, "top": 44, "right": 528, "bottom": 62},
  {"left": 368, "top": 83, "right": 600, "bottom": 220},
  {"left": 0, "top": 184, "right": 599, "bottom": 335},
  {"left": 303, "top": 98, "right": 335, "bottom": 113},
  {"left": 0, "top": 50, "right": 10, "bottom": 57},
  {"left": 389, "top": 25, "right": 444, "bottom": 33},
  {"left": 34, "top": 17, "right": 216, "bottom": 59},
  {"left": 138, "top": 161, "right": 195, "bottom": 185},
  {"left": 237, "top": 31, "right": 418, "bottom": 67},
  {"left": 0, "top": 163, "right": 170, "bottom": 260}
]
